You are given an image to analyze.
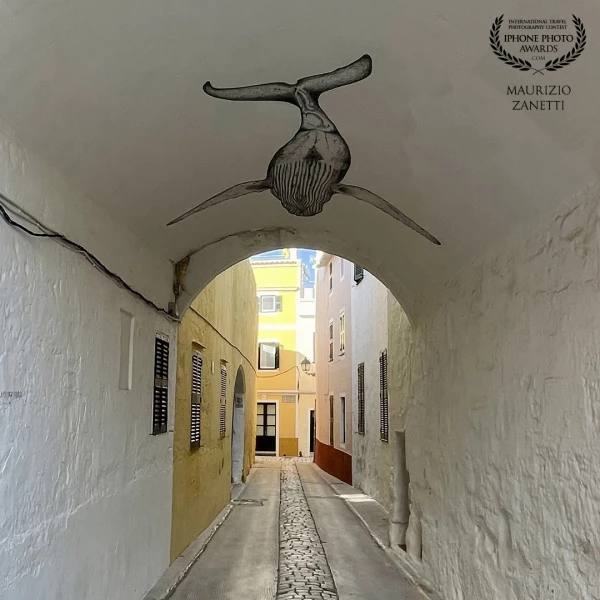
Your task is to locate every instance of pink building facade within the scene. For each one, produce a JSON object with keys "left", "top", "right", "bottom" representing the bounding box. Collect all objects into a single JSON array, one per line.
[{"left": 314, "top": 252, "right": 353, "bottom": 483}]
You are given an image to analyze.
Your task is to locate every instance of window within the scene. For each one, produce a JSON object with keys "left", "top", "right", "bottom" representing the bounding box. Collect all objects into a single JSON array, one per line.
[
  {"left": 358, "top": 363, "right": 365, "bottom": 435},
  {"left": 329, "top": 395, "right": 334, "bottom": 445},
  {"left": 354, "top": 264, "right": 364, "bottom": 284},
  {"left": 259, "top": 294, "right": 282, "bottom": 313},
  {"left": 328, "top": 321, "right": 334, "bottom": 362},
  {"left": 119, "top": 310, "right": 134, "bottom": 390},
  {"left": 340, "top": 258, "right": 345, "bottom": 280},
  {"left": 339, "top": 311, "right": 345, "bottom": 353},
  {"left": 190, "top": 351, "right": 203, "bottom": 448},
  {"left": 152, "top": 335, "right": 169, "bottom": 435},
  {"left": 380, "top": 349, "right": 389, "bottom": 442},
  {"left": 259, "top": 342, "right": 280, "bottom": 370},
  {"left": 329, "top": 262, "right": 333, "bottom": 292},
  {"left": 340, "top": 396, "right": 346, "bottom": 444},
  {"left": 220, "top": 362, "right": 227, "bottom": 437}
]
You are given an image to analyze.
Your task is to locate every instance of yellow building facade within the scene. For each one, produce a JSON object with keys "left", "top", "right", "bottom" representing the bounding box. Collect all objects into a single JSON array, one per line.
[
  {"left": 251, "top": 250, "right": 316, "bottom": 458},
  {"left": 170, "top": 261, "right": 258, "bottom": 561}
]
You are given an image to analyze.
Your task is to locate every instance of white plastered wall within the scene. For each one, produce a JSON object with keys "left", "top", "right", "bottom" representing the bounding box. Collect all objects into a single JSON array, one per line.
[
  {"left": 0, "top": 117, "right": 176, "bottom": 600},
  {"left": 351, "top": 271, "right": 395, "bottom": 511},
  {"left": 406, "top": 185, "right": 600, "bottom": 600}
]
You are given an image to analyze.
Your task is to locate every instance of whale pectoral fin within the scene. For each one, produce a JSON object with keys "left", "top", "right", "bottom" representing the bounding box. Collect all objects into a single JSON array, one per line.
[
  {"left": 167, "top": 180, "right": 271, "bottom": 226},
  {"left": 331, "top": 183, "right": 441, "bottom": 245}
]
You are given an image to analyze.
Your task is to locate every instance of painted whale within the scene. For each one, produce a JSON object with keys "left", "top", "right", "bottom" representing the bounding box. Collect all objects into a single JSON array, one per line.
[{"left": 168, "top": 54, "right": 440, "bottom": 245}]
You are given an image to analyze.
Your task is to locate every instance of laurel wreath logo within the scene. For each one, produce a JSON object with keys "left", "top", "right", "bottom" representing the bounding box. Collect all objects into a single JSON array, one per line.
[{"left": 490, "top": 15, "right": 586, "bottom": 75}]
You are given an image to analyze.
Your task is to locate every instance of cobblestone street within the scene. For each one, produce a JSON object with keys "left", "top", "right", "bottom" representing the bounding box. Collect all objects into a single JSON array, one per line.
[
  {"left": 277, "top": 462, "right": 337, "bottom": 600},
  {"left": 169, "top": 459, "right": 427, "bottom": 600}
]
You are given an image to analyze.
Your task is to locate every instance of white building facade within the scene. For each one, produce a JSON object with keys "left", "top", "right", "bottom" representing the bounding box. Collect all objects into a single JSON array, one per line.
[
  {"left": 351, "top": 268, "right": 414, "bottom": 551},
  {"left": 0, "top": 120, "right": 176, "bottom": 600}
]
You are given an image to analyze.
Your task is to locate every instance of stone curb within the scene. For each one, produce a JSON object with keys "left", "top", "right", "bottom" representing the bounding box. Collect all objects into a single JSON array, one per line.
[
  {"left": 141, "top": 469, "right": 256, "bottom": 600},
  {"left": 310, "top": 464, "right": 444, "bottom": 600}
]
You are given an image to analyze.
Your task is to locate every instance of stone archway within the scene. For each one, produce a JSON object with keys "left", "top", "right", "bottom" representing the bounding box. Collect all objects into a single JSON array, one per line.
[{"left": 231, "top": 366, "right": 246, "bottom": 485}]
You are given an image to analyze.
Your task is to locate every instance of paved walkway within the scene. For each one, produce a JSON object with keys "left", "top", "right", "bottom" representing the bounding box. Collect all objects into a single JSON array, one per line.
[{"left": 170, "top": 459, "right": 427, "bottom": 600}]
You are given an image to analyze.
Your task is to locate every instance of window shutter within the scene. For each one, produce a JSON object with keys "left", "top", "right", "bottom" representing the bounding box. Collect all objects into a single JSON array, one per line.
[
  {"left": 275, "top": 345, "right": 280, "bottom": 369},
  {"left": 190, "top": 352, "right": 202, "bottom": 448},
  {"left": 379, "top": 350, "right": 389, "bottom": 442},
  {"left": 329, "top": 323, "right": 334, "bottom": 361},
  {"left": 275, "top": 295, "right": 282, "bottom": 311},
  {"left": 358, "top": 363, "right": 365, "bottom": 435},
  {"left": 152, "top": 336, "right": 169, "bottom": 435},
  {"left": 219, "top": 403, "right": 226, "bottom": 437},
  {"left": 354, "top": 265, "right": 364, "bottom": 284},
  {"left": 219, "top": 363, "right": 227, "bottom": 437},
  {"left": 220, "top": 364, "right": 227, "bottom": 398},
  {"left": 329, "top": 395, "right": 334, "bottom": 445}
]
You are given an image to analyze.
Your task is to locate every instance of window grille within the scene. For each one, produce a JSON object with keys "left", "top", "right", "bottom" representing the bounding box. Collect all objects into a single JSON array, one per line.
[
  {"left": 358, "top": 363, "right": 365, "bottom": 435},
  {"left": 354, "top": 264, "right": 364, "bottom": 284},
  {"left": 329, "top": 322, "right": 334, "bottom": 362},
  {"left": 329, "top": 395, "right": 334, "bottom": 445},
  {"left": 379, "top": 350, "right": 389, "bottom": 442},
  {"left": 152, "top": 336, "right": 169, "bottom": 435},
  {"left": 258, "top": 342, "right": 280, "bottom": 370},
  {"left": 190, "top": 351, "right": 202, "bottom": 448}
]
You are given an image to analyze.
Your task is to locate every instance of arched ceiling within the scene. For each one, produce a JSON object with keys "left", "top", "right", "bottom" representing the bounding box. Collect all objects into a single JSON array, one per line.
[{"left": 0, "top": 0, "right": 597, "bottom": 306}]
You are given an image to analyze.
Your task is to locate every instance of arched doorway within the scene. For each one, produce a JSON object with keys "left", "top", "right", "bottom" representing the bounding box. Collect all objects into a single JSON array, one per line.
[{"left": 231, "top": 366, "right": 246, "bottom": 485}]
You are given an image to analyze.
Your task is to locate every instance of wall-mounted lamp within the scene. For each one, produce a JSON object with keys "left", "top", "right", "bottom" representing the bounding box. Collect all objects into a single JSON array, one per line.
[{"left": 301, "top": 357, "right": 316, "bottom": 377}]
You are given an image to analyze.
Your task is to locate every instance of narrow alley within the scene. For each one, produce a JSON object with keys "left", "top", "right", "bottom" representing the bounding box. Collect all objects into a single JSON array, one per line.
[
  {"left": 2, "top": 4, "right": 600, "bottom": 599},
  {"left": 169, "top": 459, "right": 426, "bottom": 600}
]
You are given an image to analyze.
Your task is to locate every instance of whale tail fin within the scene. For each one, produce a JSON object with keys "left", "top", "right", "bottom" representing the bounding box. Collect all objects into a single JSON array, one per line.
[{"left": 203, "top": 54, "right": 372, "bottom": 105}]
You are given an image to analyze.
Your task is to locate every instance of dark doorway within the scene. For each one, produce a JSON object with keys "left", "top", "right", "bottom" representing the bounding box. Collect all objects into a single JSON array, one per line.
[
  {"left": 231, "top": 367, "right": 245, "bottom": 485},
  {"left": 309, "top": 409, "right": 315, "bottom": 453},
  {"left": 256, "top": 402, "right": 276, "bottom": 454}
]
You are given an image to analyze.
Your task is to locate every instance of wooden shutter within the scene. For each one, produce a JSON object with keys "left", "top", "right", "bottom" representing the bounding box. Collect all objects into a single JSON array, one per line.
[
  {"left": 329, "top": 395, "right": 334, "bottom": 445},
  {"left": 220, "top": 364, "right": 227, "bottom": 398},
  {"left": 190, "top": 352, "right": 202, "bottom": 448},
  {"left": 379, "top": 350, "right": 389, "bottom": 442},
  {"left": 358, "top": 362, "right": 365, "bottom": 435},
  {"left": 329, "top": 323, "right": 334, "bottom": 361},
  {"left": 275, "top": 295, "right": 283, "bottom": 311},
  {"left": 274, "top": 345, "right": 280, "bottom": 369},
  {"left": 152, "top": 336, "right": 169, "bottom": 435},
  {"left": 220, "top": 363, "right": 227, "bottom": 437},
  {"left": 219, "top": 403, "right": 226, "bottom": 437},
  {"left": 354, "top": 265, "right": 364, "bottom": 284}
]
